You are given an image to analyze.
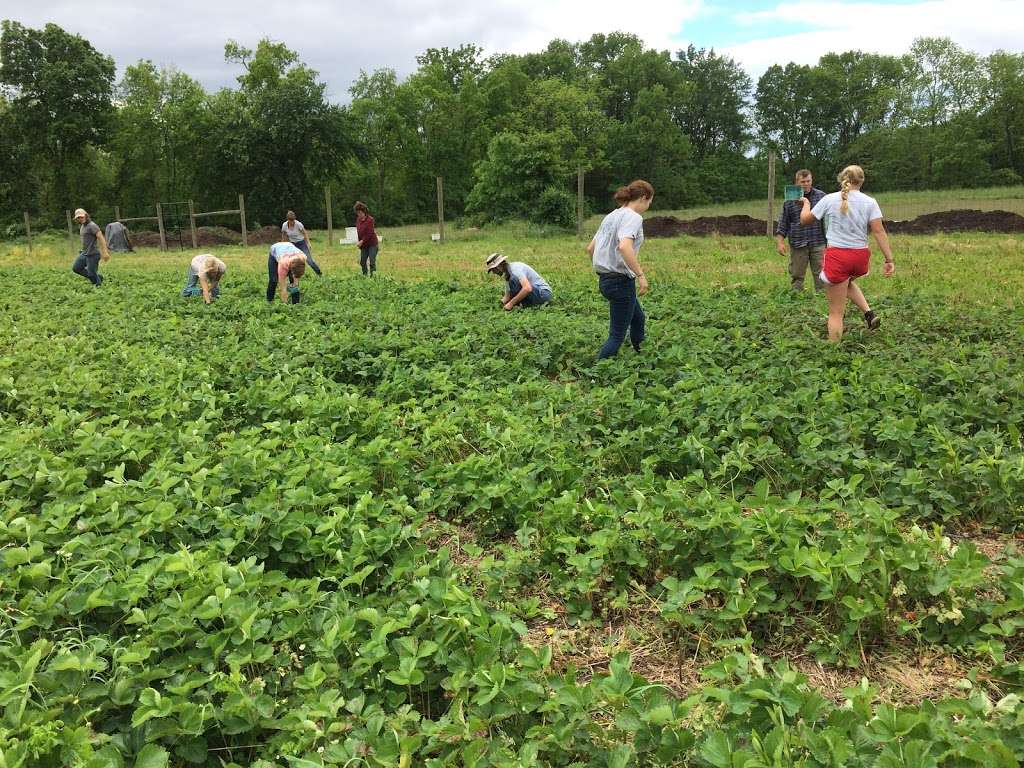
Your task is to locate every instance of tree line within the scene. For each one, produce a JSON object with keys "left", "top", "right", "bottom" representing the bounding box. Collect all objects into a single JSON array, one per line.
[{"left": 1, "top": 20, "right": 1022, "bottom": 232}]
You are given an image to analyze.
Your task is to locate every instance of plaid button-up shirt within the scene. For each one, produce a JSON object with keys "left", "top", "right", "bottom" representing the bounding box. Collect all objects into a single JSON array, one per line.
[{"left": 776, "top": 187, "right": 826, "bottom": 248}]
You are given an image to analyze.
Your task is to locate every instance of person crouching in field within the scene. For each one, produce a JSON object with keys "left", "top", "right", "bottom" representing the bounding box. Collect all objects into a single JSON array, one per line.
[
  {"left": 485, "top": 253, "right": 553, "bottom": 309},
  {"left": 267, "top": 241, "right": 307, "bottom": 304},
  {"left": 281, "top": 210, "right": 322, "bottom": 276},
  {"left": 587, "top": 180, "right": 653, "bottom": 359},
  {"left": 799, "top": 165, "right": 895, "bottom": 341},
  {"left": 354, "top": 202, "right": 379, "bottom": 276},
  {"left": 775, "top": 169, "right": 825, "bottom": 291},
  {"left": 72, "top": 208, "right": 111, "bottom": 286},
  {"left": 181, "top": 254, "right": 226, "bottom": 304}
]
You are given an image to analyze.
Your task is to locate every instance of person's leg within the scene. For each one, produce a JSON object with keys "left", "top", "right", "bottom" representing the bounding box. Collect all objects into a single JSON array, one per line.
[
  {"left": 359, "top": 248, "right": 369, "bottom": 276},
  {"left": 266, "top": 252, "right": 278, "bottom": 302},
  {"left": 629, "top": 300, "right": 646, "bottom": 351},
  {"left": 181, "top": 267, "right": 200, "bottom": 297},
  {"left": 825, "top": 281, "right": 849, "bottom": 342},
  {"left": 72, "top": 252, "right": 88, "bottom": 280},
  {"left": 810, "top": 246, "right": 826, "bottom": 291},
  {"left": 846, "top": 280, "right": 870, "bottom": 313},
  {"left": 789, "top": 246, "right": 809, "bottom": 290},
  {"left": 85, "top": 254, "right": 101, "bottom": 286},
  {"left": 597, "top": 275, "right": 637, "bottom": 359},
  {"left": 295, "top": 240, "right": 322, "bottom": 276},
  {"left": 368, "top": 245, "right": 378, "bottom": 275}
]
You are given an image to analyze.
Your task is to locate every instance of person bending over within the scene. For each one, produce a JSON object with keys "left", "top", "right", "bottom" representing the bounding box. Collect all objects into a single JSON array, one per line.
[
  {"left": 485, "top": 252, "right": 553, "bottom": 309},
  {"left": 267, "top": 241, "right": 307, "bottom": 304},
  {"left": 181, "top": 253, "right": 226, "bottom": 304}
]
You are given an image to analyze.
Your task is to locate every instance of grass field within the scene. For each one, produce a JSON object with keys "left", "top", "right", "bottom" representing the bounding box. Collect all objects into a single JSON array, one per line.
[{"left": 1, "top": 231, "right": 1023, "bottom": 767}]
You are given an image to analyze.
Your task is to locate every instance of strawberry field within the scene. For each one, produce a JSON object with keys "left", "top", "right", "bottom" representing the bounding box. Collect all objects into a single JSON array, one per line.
[{"left": 1, "top": 235, "right": 1023, "bottom": 767}]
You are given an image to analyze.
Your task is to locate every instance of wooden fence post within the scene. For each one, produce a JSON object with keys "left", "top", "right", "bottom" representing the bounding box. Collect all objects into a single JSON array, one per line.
[
  {"left": 577, "top": 168, "right": 585, "bottom": 239},
  {"left": 156, "top": 203, "right": 167, "bottom": 251},
  {"left": 436, "top": 176, "right": 445, "bottom": 242},
  {"left": 24, "top": 212, "right": 32, "bottom": 254},
  {"left": 114, "top": 205, "right": 121, "bottom": 222},
  {"left": 188, "top": 199, "right": 198, "bottom": 248},
  {"left": 67, "top": 210, "right": 76, "bottom": 255},
  {"left": 239, "top": 194, "right": 247, "bottom": 247},
  {"left": 325, "top": 187, "right": 333, "bottom": 248},
  {"left": 766, "top": 150, "right": 776, "bottom": 237}
]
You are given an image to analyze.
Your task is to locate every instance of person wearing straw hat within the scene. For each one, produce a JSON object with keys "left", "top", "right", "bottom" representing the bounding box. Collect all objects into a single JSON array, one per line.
[
  {"left": 72, "top": 208, "right": 111, "bottom": 286},
  {"left": 267, "top": 241, "right": 307, "bottom": 304},
  {"left": 485, "top": 253, "right": 553, "bottom": 309},
  {"left": 181, "top": 253, "right": 227, "bottom": 304}
]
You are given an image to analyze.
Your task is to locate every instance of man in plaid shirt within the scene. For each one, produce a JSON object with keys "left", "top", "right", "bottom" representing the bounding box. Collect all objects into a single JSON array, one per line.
[{"left": 775, "top": 169, "right": 826, "bottom": 291}]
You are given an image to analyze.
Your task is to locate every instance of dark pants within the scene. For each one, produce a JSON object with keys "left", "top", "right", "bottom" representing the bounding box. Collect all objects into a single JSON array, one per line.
[
  {"left": 267, "top": 251, "right": 299, "bottom": 303},
  {"left": 291, "top": 239, "right": 322, "bottom": 276},
  {"left": 508, "top": 278, "right": 552, "bottom": 307},
  {"left": 360, "top": 244, "right": 378, "bottom": 275},
  {"left": 72, "top": 251, "right": 102, "bottom": 286},
  {"left": 597, "top": 273, "right": 645, "bottom": 359}
]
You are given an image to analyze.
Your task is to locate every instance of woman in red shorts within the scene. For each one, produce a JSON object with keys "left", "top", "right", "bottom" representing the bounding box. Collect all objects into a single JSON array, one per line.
[{"left": 799, "top": 165, "right": 895, "bottom": 341}]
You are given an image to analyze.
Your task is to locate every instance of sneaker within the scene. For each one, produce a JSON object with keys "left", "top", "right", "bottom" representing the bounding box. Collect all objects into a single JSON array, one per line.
[{"left": 864, "top": 310, "right": 881, "bottom": 330}]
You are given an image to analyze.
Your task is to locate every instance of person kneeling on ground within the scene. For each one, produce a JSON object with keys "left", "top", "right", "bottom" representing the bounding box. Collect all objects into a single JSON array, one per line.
[
  {"left": 267, "top": 241, "right": 307, "bottom": 304},
  {"left": 485, "top": 252, "right": 553, "bottom": 309},
  {"left": 181, "top": 253, "right": 226, "bottom": 304}
]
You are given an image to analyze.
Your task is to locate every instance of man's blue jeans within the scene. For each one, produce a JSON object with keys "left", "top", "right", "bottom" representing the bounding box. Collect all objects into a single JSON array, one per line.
[
  {"left": 597, "top": 273, "right": 645, "bottom": 359},
  {"left": 291, "top": 239, "right": 322, "bottom": 275},
  {"left": 181, "top": 266, "right": 220, "bottom": 298},
  {"left": 507, "top": 278, "right": 552, "bottom": 307},
  {"left": 72, "top": 251, "right": 102, "bottom": 286}
]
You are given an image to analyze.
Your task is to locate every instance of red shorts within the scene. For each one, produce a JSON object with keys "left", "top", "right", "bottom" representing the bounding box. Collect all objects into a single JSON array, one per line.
[{"left": 820, "top": 247, "right": 870, "bottom": 285}]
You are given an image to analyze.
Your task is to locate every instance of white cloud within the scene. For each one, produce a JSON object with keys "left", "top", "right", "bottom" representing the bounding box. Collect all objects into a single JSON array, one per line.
[
  {"left": 1, "top": 0, "right": 702, "bottom": 100},
  {"left": 721, "top": 0, "right": 1024, "bottom": 75}
]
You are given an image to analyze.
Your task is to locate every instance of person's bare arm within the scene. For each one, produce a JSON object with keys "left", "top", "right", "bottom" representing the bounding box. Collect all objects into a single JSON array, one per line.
[
  {"left": 586, "top": 238, "right": 596, "bottom": 258},
  {"left": 199, "top": 272, "right": 213, "bottom": 304},
  {"left": 798, "top": 198, "right": 817, "bottom": 225},
  {"left": 869, "top": 219, "right": 895, "bottom": 276},
  {"left": 96, "top": 230, "right": 111, "bottom": 262},
  {"left": 504, "top": 276, "right": 532, "bottom": 310},
  {"left": 617, "top": 238, "right": 648, "bottom": 295}
]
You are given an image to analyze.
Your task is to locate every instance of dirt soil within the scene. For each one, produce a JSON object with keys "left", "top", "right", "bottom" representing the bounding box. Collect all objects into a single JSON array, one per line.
[
  {"left": 646, "top": 209, "right": 1024, "bottom": 238},
  {"left": 884, "top": 209, "right": 1024, "bottom": 234},
  {"left": 132, "top": 226, "right": 246, "bottom": 248},
  {"left": 645, "top": 215, "right": 767, "bottom": 237}
]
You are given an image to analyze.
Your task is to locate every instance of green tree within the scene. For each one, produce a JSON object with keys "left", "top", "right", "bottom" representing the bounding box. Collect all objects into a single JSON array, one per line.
[
  {"left": 673, "top": 45, "right": 751, "bottom": 159},
  {"left": 983, "top": 51, "right": 1024, "bottom": 178},
  {"left": 0, "top": 20, "right": 115, "bottom": 221}
]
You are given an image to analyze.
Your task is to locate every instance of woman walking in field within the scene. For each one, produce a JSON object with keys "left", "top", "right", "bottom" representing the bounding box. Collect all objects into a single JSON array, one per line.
[
  {"left": 586, "top": 180, "right": 653, "bottom": 359},
  {"left": 799, "top": 165, "right": 895, "bottom": 342},
  {"left": 354, "top": 202, "right": 379, "bottom": 276},
  {"left": 281, "top": 210, "right": 322, "bottom": 276}
]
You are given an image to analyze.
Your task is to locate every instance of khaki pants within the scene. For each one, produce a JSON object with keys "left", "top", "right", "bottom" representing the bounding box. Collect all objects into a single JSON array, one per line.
[{"left": 789, "top": 244, "right": 825, "bottom": 290}]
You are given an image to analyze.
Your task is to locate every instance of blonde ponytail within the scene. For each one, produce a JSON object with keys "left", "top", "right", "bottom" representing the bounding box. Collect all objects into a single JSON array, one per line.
[{"left": 837, "top": 165, "right": 865, "bottom": 215}]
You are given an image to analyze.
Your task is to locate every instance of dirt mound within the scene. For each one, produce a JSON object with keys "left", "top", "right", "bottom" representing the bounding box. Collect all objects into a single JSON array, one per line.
[
  {"left": 884, "top": 209, "right": 1024, "bottom": 234},
  {"left": 132, "top": 226, "right": 244, "bottom": 247},
  {"left": 645, "top": 214, "right": 767, "bottom": 238},
  {"left": 248, "top": 225, "right": 283, "bottom": 245}
]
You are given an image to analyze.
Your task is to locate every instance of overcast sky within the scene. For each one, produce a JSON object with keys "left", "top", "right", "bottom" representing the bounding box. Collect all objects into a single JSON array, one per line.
[{"left": 2, "top": 0, "right": 1022, "bottom": 100}]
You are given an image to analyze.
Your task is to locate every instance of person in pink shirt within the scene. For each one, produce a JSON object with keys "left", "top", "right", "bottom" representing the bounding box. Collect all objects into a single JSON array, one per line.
[{"left": 267, "top": 242, "right": 307, "bottom": 304}]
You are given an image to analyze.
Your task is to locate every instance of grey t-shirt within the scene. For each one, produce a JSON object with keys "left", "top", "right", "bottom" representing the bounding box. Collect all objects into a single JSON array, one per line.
[
  {"left": 281, "top": 220, "right": 306, "bottom": 243},
  {"left": 80, "top": 221, "right": 101, "bottom": 256},
  {"left": 811, "top": 190, "right": 883, "bottom": 249},
  {"left": 507, "top": 262, "right": 551, "bottom": 295},
  {"left": 591, "top": 207, "right": 644, "bottom": 277}
]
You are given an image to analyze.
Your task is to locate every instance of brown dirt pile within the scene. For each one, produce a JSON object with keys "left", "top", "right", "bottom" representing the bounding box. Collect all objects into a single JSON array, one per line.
[{"left": 645, "top": 209, "right": 1024, "bottom": 238}]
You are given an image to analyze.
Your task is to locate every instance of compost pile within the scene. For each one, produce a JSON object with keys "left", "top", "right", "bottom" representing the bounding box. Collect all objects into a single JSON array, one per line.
[
  {"left": 883, "top": 209, "right": 1024, "bottom": 234},
  {"left": 645, "top": 208, "right": 1024, "bottom": 238},
  {"left": 131, "top": 226, "right": 243, "bottom": 247}
]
